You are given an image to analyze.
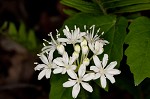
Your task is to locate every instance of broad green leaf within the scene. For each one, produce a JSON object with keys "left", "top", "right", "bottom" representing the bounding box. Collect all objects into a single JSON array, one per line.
[
  {"left": 49, "top": 74, "right": 73, "bottom": 99},
  {"left": 125, "top": 17, "right": 150, "bottom": 85},
  {"left": 115, "top": 3, "right": 150, "bottom": 13},
  {"left": 61, "top": 0, "right": 102, "bottom": 14},
  {"left": 61, "top": 13, "right": 127, "bottom": 67},
  {"left": 8, "top": 22, "right": 17, "bottom": 38},
  {"left": 63, "top": 9, "right": 78, "bottom": 16},
  {"left": 18, "top": 22, "right": 27, "bottom": 42},
  {"left": 27, "top": 30, "right": 37, "bottom": 50}
]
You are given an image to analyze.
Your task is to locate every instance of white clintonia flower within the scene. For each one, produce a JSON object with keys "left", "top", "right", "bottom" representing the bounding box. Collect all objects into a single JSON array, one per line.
[
  {"left": 42, "top": 32, "right": 65, "bottom": 55},
  {"left": 90, "top": 54, "right": 121, "bottom": 88},
  {"left": 53, "top": 52, "right": 77, "bottom": 76},
  {"left": 34, "top": 53, "right": 56, "bottom": 80},
  {"left": 89, "top": 41, "right": 104, "bottom": 55},
  {"left": 58, "top": 25, "right": 86, "bottom": 44},
  {"left": 63, "top": 64, "right": 94, "bottom": 98},
  {"left": 84, "top": 25, "right": 102, "bottom": 44}
]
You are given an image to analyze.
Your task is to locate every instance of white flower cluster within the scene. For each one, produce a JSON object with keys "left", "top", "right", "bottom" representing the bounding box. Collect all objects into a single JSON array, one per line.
[{"left": 34, "top": 25, "right": 121, "bottom": 98}]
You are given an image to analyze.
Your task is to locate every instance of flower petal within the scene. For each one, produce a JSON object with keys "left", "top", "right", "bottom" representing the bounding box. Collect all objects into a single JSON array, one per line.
[
  {"left": 105, "top": 61, "right": 117, "bottom": 70},
  {"left": 78, "top": 64, "right": 86, "bottom": 77},
  {"left": 63, "top": 80, "right": 76, "bottom": 87},
  {"left": 57, "top": 38, "right": 69, "bottom": 43},
  {"left": 90, "top": 66, "right": 99, "bottom": 72},
  {"left": 102, "top": 54, "right": 108, "bottom": 68},
  {"left": 107, "top": 69, "right": 121, "bottom": 75},
  {"left": 100, "top": 74, "right": 107, "bottom": 88},
  {"left": 72, "top": 83, "right": 80, "bottom": 98},
  {"left": 53, "top": 58, "right": 64, "bottom": 66},
  {"left": 34, "top": 64, "right": 46, "bottom": 70},
  {"left": 93, "top": 55, "right": 102, "bottom": 68},
  {"left": 45, "top": 69, "right": 51, "bottom": 79},
  {"left": 67, "top": 70, "right": 77, "bottom": 79},
  {"left": 48, "top": 49, "right": 55, "bottom": 61},
  {"left": 53, "top": 67, "right": 63, "bottom": 74},
  {"left": 38, "top": 69, "right": 46, "bottom": 80},
  {"left": 105, "top": 74, "right": 115, "bottom": 83},
  {"left": 81, "top": 82, "right": 93, "bottom": 92},
  {"left": 71, "top": 65, "right": 77, "bottom": 70},
  {"left": 40, "top": 54, "right": 48, "bottom": 64},
  {"left": 63, "top": 52, "right": 69, "bottom": 65},
  {"left": 94, "top": 73, "right": 101, "bottom": 79},
  {"left": 82, "top": 73, "right": 94, "bottom": 81}
]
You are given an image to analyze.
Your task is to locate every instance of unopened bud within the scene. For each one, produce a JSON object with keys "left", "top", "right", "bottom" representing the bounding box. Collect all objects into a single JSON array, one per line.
[
  {"left": 82, "top": 45, "right": 88, "bottom": 54},
  {"left": 74, "top": 44, "right": 80, "bottom": 53},
  {"left": 81, "top": 39, "right": 87, "bottom": 47},
  {"left": 72, "top": 51, "right": 79, "bottom": 59},
  {"left": 83, "top": 58, "right": 90, "bottom": 66},
  {"left": 57, "top": 44, "right": 65, "bottom": 55}
]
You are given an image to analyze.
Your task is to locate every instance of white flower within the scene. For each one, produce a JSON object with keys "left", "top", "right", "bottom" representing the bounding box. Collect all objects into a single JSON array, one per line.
[
  {"left": 53, "top": 52, "right": 77, "bottom": 75},
  {"left": 63, "top": 64, "right": 94, "bottom": 98},
  {"left": 58, "top": 25, "right": 86, "bottom": 44},
  {"left": 89, "top": 41, "right": 104, "bottom": 55},
  {"left": 34, "top": 53, "right": 56, "bottom": 80},
  {"left": 90, "top": 54, "right": 121, "bottom": 88},
  {"left": 42, "top": 32, "right": 65, "bottom": 55},
  {"left": 84, "top": 25, "right": 101, "bottom": 44}
]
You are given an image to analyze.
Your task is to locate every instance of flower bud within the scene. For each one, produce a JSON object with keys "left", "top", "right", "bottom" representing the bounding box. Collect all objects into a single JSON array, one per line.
[
  {"left": 83, "top": 58, "right": 90, "bottom": 66},
  {"left": 81, "top": 39, "right": 87, "bottom": 47},
  {"left": 74, "top": 44, "right": 80, "bottom": 53},
  {"left": 82, "top": 45, "right": 89, "bottom": 55},
  {"left": 57, "top": 44, "right": 65, "bottom": 55},
  {"left": 72, "top": 51, "right": 79, "bottom": 59}
]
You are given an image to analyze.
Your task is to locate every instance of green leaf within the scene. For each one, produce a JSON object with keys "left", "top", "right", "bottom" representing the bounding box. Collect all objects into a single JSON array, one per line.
[
  {"left": 27, "top": 30, "right": 37, "bottom": 50},
  {"left": 104, "top": 0, "right": 150, "bottom": 8},
  {"left": 125, "top": 17, "right": 150, "bottom": 85},
  {"left": 8, "top": 22, "right": 18, "bottom": 38},
  {"left": 18, "top": 22, "right": 27, "bottom": 42},
  {"left": 61, "top": 0, "right": 102, "bottom": 14},
  {"left": 61, "top": 13, "right": 128, "bottom": 67},
  {"left": 49, "top": 74, "right": 73, "bottom": 99},
  {"left": 115, "top": 3, "right": 150, "bottom": 13}
]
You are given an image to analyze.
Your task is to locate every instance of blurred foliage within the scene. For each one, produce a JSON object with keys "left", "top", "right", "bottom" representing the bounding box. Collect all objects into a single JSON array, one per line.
[{"left": 0, "top": 22, "right": 41, "bottom": 52}]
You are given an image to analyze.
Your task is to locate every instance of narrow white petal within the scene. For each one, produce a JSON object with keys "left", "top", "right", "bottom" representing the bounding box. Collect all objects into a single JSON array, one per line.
[
  {"left": 38, "top": 69, "right": 46, "bottom": 80},
  {"left": 81, "top": 82, "right": 93, "bottom": 92},
  {"left": 53, "top": 58, "right": 64, "bottom": 66},
  {"left": 90, "top": 66, "right": 99, "bottom": 72},
  {"left": 97, "top": 48, "right": 103, "bottom": 55},
  {"left": 34, "top": 64, "right": 46, "bottom": 70},
  {"left": 107, "top": 69, "right": 121, "bottom": 75},
  {"left": 82, "top": 73, "right": 95, "bottom": 81},
  {"left": 62, "top": 68, "right": 67, "bottom": 74},
  {"left": 46, "top": 69, "right": 51, "bottom": 79},
  {"left": 93, "top": 55, "right": 102, "bottom": 68},
  {"left": 102, "top": 54, "right": 108, "bottom": 68},
  {"left": 71, "top": 65, "right": 77, "bottom": 70},
  {"left": 100, "top": 75, "right": 107, "bottom": 88},
  {"left": 63, "top": 29, "right": 71, "bottom": 39},
  {"left": 40, "top": 54, "right": 48, "bottom": 64},
  {"left": 105, "top": 61, "right": 117, "bottom": 70},
  {"left": 78, "top": 64, "right": 86, "bottom": 77},
  {"left": 94, "top": 73, "right": 101, "bottom": 79},
  {"left": 88, "top": 43, "right": 94, "bottom": 52},
  {"left": 63, "top": 52, "right": 69, "bottom": 65},
  {"left": 105, "top": 74, "right": 115, "bottom": 83},
  {"left": 48, "top": 49, "right": 55, "bottom": 61},
  {"left": 63, "top": 80, "right": 76, "bottom": 87},
  {"left": 95, "top": 41, "right": 100, "bottom": 52},
  {"left": 53, "top": 67, "right": 63, "bottom": 74},
  {"left": 67, "top": 70, "right": 77, "bottom": 79},
  {"left": 72, "top": 83, "right": 80, "bottom": 98},
  {"left": 57, "top": 38, "right": 69, "bottom": 43}
]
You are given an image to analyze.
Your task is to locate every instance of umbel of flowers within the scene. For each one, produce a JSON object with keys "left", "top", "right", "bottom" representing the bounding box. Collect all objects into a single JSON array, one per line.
[{"left": 34, "top": 25, "right": 121, "bottom": 98}]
